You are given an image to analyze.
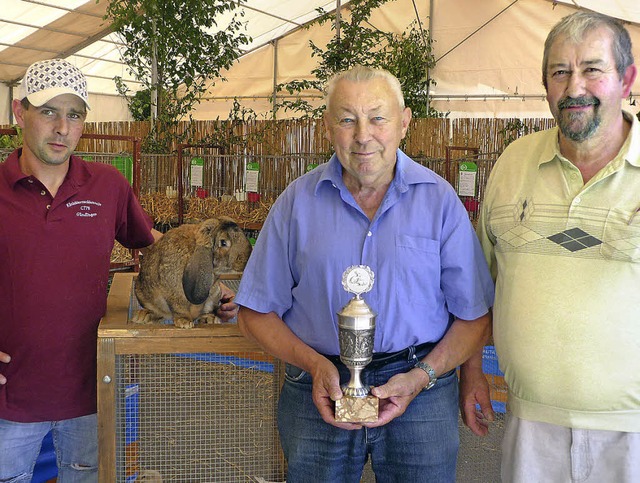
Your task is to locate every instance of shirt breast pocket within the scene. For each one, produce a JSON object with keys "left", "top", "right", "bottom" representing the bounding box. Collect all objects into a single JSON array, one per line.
[{"left": 395, "top": 234, "right": 441, "bottom": 308}]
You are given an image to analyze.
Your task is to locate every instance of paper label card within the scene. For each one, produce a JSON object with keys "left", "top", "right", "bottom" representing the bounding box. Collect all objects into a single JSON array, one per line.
[
  {"left": 245, "top": 162, "right": 260, "bottom": 192},
  {"left": 458, "top": 161, "right": 478, "bottom": 197},
  {"left": 190, "top": 157, "right": 204, "bottom": 187}
]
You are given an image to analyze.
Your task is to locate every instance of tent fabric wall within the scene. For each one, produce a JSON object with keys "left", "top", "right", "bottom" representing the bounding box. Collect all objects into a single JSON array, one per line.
[
  {"left": 554, "top": 0, "right": 640, "bottom": 24},
  {"left": 192, "top": 17, "right": 338, "bottom": 120},
  {"left": 193, "top": 0, "right": 640, "bottom": 121},
  {"left": 429, "top": 0, "right": 639, "bottom": 118},
  {"left": 87, "top": 93, "right": 131, "bottom": 123},
  {"left": 2, "top": 0, "right": 639, "bottom": 123},
  {"left": 0, "top": 0, "right": 349, "bottom": 123},
  {"left": 193, "top": 0, "right": 427, "bottom": 120}
]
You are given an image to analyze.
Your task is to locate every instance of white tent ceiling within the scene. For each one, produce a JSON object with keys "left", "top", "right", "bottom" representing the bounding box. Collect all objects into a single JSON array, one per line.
[
  {"left": 428, "top": 0, "right": 640, "bottom": 118},
  {"left": 0, "top": 0, "right": 350, "bottom": 94},
  {"left": 193, "top": 0, "right": 640, "bottom": 120},
  {"left": 0, "top": 0, "right": 639, "bottom": 122},
  {"left": 0, "top": 0, "right": 356, "bottom": 122}
]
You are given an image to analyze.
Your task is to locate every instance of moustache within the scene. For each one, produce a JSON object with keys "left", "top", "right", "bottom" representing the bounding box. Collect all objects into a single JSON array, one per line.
[{"left": 557, "top": 96, "right": 600, "bottom": 110}]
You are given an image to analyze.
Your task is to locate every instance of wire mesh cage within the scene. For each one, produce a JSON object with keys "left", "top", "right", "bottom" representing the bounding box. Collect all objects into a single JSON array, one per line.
[
  {"left": 115, "top": 353, "right": 283, "bottom": 482},
  {"left": 457, "top": 413, "right": 506, "bottom": 482},
  {"left": 99, "top": 273, "right": 286, "bottom": 482},
  {"left": 77, "top": 152, "right": 134, "bottom": 186},
  {"left": 455, "top": 345, "right": 507, "bottom": 482}
]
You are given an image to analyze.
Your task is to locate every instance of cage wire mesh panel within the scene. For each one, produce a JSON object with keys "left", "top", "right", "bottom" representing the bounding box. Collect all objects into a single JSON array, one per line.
[
  {"left": 110, "top": 278, "right": 284, "bottom": 482},
  {"left": 449, "top": 156, "right": 498, "bottom": 227},
  {"left": 77, "top": 151, "right": 134, "bottom": 185},
  {"left": 457, "top": 414, "right": 506, "bottom": 482},
  {"left": 139, "top": 152, "right": 326, "bottom": 199},
  {"left": 115, "top": 352, "right": 284, "bottom": 482},
  {"left": 455, "top": 345, "right": 507, "bottom": 482}
]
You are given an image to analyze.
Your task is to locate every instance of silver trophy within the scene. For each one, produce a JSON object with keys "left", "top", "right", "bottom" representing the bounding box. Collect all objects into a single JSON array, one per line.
[{"left": 337, "top": 265, "right": 376, "bottom": 398}]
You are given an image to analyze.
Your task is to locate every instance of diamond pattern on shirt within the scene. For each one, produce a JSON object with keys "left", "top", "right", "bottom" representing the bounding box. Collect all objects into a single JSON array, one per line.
[
  {"left": 513, "top": 198, "right": 533, "bottom": 222},
  {"left": 500, "top": 224, "right": 545, "bottom": 247},
  {"left": 547, "top": 228, "right": 602, "bottom": 252},
  {"left": 603, "top": 235, "right": 640, "bottom": 259}
]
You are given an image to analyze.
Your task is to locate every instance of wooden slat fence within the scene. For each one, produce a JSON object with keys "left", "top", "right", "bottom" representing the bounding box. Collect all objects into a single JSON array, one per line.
[
  {"left": 1, "top": 117, "right": 557, "bottom": 227},
  {"left": 3, "top": 117, "right": 556, "bottom": 160},
  {"left": 452, "top": 117, "right": 556, "bottom": 156}
]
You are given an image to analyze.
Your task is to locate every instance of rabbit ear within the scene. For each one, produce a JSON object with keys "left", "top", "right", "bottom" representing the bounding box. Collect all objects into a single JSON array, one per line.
[
  {"left": 182, "top": 221, "right": 219, "bottom": 304},
  {"left": 183, "top": 246, "right": 214, "bottom": 304}
]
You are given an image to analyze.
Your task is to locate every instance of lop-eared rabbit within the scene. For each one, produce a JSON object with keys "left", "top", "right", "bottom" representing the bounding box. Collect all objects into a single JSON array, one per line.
[{"left": 132, "top": 217, "right": 252, "bottom": 328}]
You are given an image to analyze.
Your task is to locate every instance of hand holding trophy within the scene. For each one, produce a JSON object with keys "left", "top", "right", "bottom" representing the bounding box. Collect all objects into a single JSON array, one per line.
[{"left": 335, "top": 265, "right": 378, "bottom": 423}]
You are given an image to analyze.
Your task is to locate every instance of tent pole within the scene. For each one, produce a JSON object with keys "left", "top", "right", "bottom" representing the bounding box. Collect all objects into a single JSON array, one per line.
[
  {"left": 336, "top": 0, "right": 341, "bottom": 41},
  {"left": 7, "top": 83, "right": 13, "bottom": 125},
  {"left": 272, "top": 39, "right": 278, "bottom": 120},
  {"left": 151, "top": 18, "right": 158, "bottom": 122},
  {"left": 426, "top": 0, "right": 434, "bottom": 114},
  {"left": 150, "top": 12, "right": 158, "bottom": 126}
]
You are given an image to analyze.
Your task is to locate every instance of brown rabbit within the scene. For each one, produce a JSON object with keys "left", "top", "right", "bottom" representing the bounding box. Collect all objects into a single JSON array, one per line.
[{"left": 131, "top": 217, "right": 252, "bottom": 328}]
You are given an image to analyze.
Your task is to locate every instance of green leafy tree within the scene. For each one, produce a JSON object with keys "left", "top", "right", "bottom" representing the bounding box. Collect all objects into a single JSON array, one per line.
[
  {"left": 383, "top": 24, "right": 437, "bottom": 118},
  {"left": 126, "top": 88, "right": 151, "bottom": 121},
  {"left": 275, "top": 0, "right": 440, "bottom": 118},
  {"left": 105, "top": 0, "right": 251, "bottom": 152}
]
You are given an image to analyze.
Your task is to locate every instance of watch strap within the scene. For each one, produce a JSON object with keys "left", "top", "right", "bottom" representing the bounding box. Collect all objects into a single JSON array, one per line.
[{"left": 414, "top": 361, "right": 437, "bottom": 390}]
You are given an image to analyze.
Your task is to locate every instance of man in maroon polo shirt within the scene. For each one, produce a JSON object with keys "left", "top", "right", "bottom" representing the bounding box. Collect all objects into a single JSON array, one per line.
[{"left": 0, "top": 59, "right": 161, "bottom": 482}]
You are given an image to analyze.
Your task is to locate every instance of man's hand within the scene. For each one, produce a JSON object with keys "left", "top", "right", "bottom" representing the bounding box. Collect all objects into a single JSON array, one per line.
[
  {"left": 311, "top": 358, "right": 363, "bottom": 430},
  {"left": 0, "top": 351, "right": 11, "bottom": 385},
  {"left": 459, "top": 363, "right": 495, "bottom": 436},
  {"left": 215, "top": 282, "right": 239, "bottom": 322},
  {"left": 364, "top": 370, "right": 423, "bottom": 427}
]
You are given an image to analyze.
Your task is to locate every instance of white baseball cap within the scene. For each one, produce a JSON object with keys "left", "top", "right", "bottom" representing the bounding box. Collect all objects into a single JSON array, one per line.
[{"left": 17, "top": 58, "right": 91, "bottom": 110}]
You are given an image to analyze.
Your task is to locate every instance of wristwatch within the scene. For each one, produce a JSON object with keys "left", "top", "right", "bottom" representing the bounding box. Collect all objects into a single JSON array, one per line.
[{"left": 414, "top": 361, "right": 437, "bottom": 390}]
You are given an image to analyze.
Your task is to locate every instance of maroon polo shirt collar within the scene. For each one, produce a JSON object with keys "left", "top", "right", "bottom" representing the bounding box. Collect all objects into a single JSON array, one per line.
[{"left": 3, "top": 149, "right": 92, "bottom": 191}]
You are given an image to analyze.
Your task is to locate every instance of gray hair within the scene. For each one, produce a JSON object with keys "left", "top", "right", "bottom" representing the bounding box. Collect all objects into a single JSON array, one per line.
[
  {"left": 542, "top": 11, "right": 634, "bottom": 89},
  {"left": 324, "top": 65, "right": 405, "bottom": 110}
]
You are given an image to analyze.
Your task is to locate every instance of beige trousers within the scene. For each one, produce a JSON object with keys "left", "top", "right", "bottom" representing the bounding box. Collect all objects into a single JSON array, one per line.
[{"left": 501, "top": 414, "right": 640, "bottom": 483}]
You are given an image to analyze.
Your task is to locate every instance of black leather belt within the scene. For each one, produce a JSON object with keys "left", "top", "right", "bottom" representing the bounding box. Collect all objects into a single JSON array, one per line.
[{"left": 322, "top": 341, "right": 437, "bottom": 369}]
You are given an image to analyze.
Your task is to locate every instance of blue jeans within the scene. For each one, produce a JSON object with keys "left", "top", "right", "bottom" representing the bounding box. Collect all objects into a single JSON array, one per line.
[
  {"left": 278, "top": 350, "right": 459, "bottom": 483},
  {"left": 0, "top": 414, "right": 97, "bottom": 483}
]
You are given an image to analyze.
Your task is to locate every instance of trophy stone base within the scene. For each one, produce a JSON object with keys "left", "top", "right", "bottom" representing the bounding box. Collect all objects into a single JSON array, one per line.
[{"left": 335, "top": 395, "right": 379, "bottom": 423}]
